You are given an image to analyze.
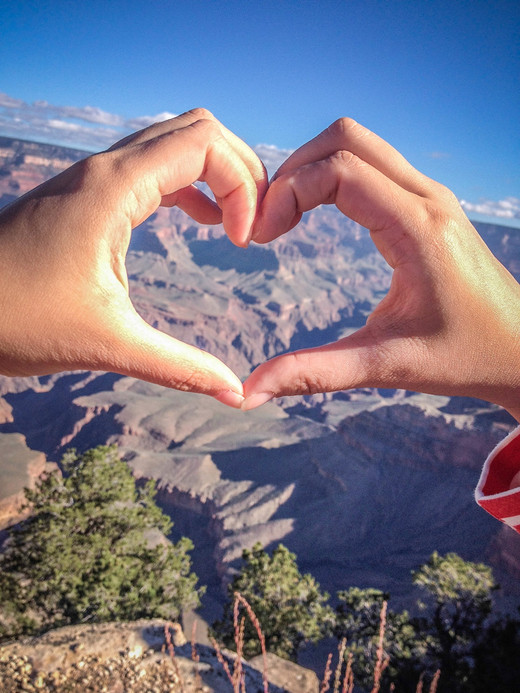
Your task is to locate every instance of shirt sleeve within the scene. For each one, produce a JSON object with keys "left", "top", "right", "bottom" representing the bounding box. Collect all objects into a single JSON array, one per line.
[{"left": 475, "top": 426, "right": 520, "bottom": 532}]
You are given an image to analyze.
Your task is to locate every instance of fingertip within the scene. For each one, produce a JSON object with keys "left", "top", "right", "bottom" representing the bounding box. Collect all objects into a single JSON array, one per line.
[
  {"left": 220, "top": 177, "right": 258, "bottom": 248},
  {"left": 241, "top": 391, "right": 275, "bottom": 411},
  {"left": 226, "top": 221, "right": 253, "bottom": 248},
  {"left": 250, "top": 195, "right": 277, "bottom": 244},
  {"left": 250, "top": 210, "right": 301, "bottom": 244},
  {"left": 214, "top": 389, "right": 246, "bottom": 409},
  {"left": 250, "top": 213, "right": 264, "bottom": 243}
]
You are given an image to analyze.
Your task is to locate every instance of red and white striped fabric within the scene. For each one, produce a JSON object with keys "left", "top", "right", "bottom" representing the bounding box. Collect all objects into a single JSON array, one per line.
[{"left": 476, "top": 427, "right": 520, "bottom": 533}]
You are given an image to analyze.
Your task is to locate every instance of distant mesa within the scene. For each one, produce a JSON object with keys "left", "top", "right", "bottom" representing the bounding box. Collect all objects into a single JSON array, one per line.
[
  {"left": 0, "top": 432, "right": 51, "bottom": 531},
  {"left": 189, "top": 237, "right": 279, "bottom": 273},
  {"left": 129, "top": 225, "right": 168, "bottom": 258},
  {"left": 1, "top": 136, "right": 520, "bottom": 633}
]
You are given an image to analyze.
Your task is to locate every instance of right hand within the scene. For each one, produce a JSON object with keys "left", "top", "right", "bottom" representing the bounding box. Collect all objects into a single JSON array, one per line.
[
  {"left": 0, "top": 110, "right": 268, "bottom": 407},
  {"left": 243, "top": 118, "right": 520, "bottom": 421}
]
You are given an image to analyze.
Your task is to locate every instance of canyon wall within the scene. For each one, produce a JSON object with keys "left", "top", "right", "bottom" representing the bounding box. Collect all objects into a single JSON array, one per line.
[{"left": 1, "top": 136, "right": 519, "bottom": 623}]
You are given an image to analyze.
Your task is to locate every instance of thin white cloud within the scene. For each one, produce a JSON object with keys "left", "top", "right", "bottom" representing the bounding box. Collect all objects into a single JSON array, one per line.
[
  {"left": 58, "top": 105, "right": 124, "bottom": 127},
  {"left": 460, "top": 196, "right": 520, "bottom": 220},
  {"left": 0, "top": 92, "right": 293, "bottom": 172},
  {"left": 1, "top": 91, "right": 518, "bottom": 228},
  {"left": 253, "top": 143, "right": 294, "bottom": 176},
  {"left": 46, "top": 119, "right": 86, "bottom": 132},
  {"left": 0, "top": 92, "right": 176, "bottom": 151},
  {"left": 126, "top": 112, "right": 177, "bottom": 130},
  {"left": 0, "top": 93, "right": 24, "bottom": 108},
  {"left": 427, "top": 151, "right": 451, "bottom": 159}
]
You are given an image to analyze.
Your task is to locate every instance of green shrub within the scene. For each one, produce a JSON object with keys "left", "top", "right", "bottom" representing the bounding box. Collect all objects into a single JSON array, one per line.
[
  {"left": 0, "top": 445, "right": 203, "bottom": 640},
  {"left": 212, "top": 542, "right": 333, "bottom": 660}
]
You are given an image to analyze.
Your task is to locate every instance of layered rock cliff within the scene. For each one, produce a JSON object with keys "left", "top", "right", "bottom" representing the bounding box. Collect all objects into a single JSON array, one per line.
[
  {"left": 1, "top": 137, "right": 519, "bottom": 626},
  {"left": 0, "top": 433, "right": 50, "bottom": 531}
]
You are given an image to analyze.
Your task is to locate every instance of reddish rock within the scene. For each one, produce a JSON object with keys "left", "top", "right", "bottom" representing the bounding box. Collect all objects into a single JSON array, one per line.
[{"left": 0, "top": 433, "right": 51, "bottom": 530}]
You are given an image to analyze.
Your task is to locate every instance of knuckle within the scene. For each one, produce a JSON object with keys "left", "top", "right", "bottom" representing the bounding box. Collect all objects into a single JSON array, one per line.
[
  {"left": 421, "top": 198, "right": 454, "bottom": 230},
  {"left": 330, "top": 149, "right": 358, "bottom": 168},
  {"left": 287, "top": 352, "right": 326, "bottom": 396},
  {"left": 359, "top": 324, "right": 417, "bottom": 388},
  {"left": 327, "top": 117, "right": 363, "bottom": 142},
  {"left": 71, "top": 150, "right": 112, "bottom": 183},
  {"left": 436, "top": 183, "right": 459, "bottom": 207},
  {"left": 169, "top": 368, "right": 206, "bottom": 393},
  {"left": 187, "top": 107, "right": 215, "bottom": 121},
  {"left": 424, "top": 177, "right": 458, "bottom": 204},
  {"left": 190, "top": 117, "right": 221, "bottom": 140}
]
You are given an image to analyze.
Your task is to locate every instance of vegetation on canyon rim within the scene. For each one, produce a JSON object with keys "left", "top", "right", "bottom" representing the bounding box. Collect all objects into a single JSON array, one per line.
[
  {"left": 0, "top": 445, "right": 519, "bottom": 692},
  {"left": 0, "top": 445, "right": 202, "bottom": 641}
]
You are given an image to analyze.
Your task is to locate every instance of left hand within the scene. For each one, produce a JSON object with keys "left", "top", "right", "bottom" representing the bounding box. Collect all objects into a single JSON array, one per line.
[
  {"left": 243, "top": 118, "right": 520, "bottom": 419},
  {"left": 0, "top": 109, "right": 268, "bottom": 406}
]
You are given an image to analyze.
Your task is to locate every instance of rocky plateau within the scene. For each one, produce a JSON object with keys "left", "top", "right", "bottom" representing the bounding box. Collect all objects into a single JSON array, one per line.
[
  {"left": 1, "top": 136, "right": 520, "bottom": 647},
  {"left": 0, "top": 619, "right": 320, "bottom": 692}
]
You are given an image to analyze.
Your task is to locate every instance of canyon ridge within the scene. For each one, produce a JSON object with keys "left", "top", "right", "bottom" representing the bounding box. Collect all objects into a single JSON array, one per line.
[{"left": 1, "top": 135, "right": 519, "bottom": 634}]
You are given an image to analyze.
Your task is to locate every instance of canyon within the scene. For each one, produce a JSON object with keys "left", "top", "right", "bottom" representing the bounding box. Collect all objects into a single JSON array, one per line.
[{"left": 1, "top": 136, "right": 519, "bottom": 632}]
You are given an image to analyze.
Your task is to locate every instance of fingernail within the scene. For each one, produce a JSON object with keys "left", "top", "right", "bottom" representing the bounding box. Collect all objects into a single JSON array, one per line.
[
  {"left": 242, "top": 230, "right": 252, "bottom": 248},
  {"left": 241, "top": 391, "right": 274, "bottom": 411},
  {"left": 250, "top": 217, "right": 263, "bottom": 242},
  {"left": 214, "top": 390, "right": 245, "bottom": 409}
]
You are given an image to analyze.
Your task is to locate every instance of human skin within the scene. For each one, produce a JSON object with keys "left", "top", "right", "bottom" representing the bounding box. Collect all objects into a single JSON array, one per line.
[
  {"left": 243, "top": 118, "right": 520, "bottom": 426},
  {"left": 1, "top": 113, "right": 518, "bottom": 427},
  {"left": 0, "top": 109, "right": 268, "bottom": 407}
]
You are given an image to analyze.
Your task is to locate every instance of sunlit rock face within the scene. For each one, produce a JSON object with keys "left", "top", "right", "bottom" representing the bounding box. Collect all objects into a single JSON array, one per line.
[
  {"left": 0, "top": 619, "right": 305, "bottom": 692},
  {"left": 1, "top": 137, "right": 519, "bottom": 619},
  {"left": 0, "top": 433, "right": 50, "bottom": 531}
]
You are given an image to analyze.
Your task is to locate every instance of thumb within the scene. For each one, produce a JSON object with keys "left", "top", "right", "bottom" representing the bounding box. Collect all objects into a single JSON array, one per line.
[
  {"left": 242, "top": 326, "right": 393, "bottom": 409},
  {"left": 84, "top": 307, "right": 245, "bottom": 407}
]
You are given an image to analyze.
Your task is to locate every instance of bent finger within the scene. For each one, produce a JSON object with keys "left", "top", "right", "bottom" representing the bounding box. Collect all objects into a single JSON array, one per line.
[
  {"left": 114, "top": 118, "right": 260, "bottom": 246},
  {"left": 165, "top": 110, "right": 269, "bottom": 207},
  {"left": 253, "top": 152, "right": 420, "bottom": 268},
  {"left": 273, "top": 118, "right": 433, "bottom": 197},
  {"left": 110, "top": 109, "right": 268, "bottom": 213},
  {"left": 161, "top": 184, "right": 223, "bottom": 225}
]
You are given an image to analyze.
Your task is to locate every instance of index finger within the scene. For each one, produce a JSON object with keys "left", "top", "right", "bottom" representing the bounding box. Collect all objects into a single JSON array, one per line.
[
  {"left": 110, "top": 109, "right": 269, "bottom": 213},
  {"left": 274, "top": 118, "right": 433, "bottom": 197},
  {"left": 112, "top": 116, "right": 263, "bottom": 246}
]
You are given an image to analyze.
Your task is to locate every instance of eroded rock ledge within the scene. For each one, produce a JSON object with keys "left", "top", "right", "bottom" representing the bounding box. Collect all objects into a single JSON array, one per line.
[{"left": 0, "top": 620, "right": 319, "bottom": 692}]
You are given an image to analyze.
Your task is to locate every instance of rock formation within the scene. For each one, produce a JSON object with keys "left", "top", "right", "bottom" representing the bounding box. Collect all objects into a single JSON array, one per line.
[
  {"left": 0, "top": 620, "right": 319, "bottom": 692},
  {"left": 0, "top": 136, "right": 519, "bottom": 633},
  {"left": 0, "top": 432, "right": 52, "bottom": 531}
]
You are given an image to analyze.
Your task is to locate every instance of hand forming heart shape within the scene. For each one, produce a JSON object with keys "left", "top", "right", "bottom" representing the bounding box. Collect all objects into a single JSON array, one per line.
[
  {"left": 0, "top": 111, "right": 519, "bottom": 420},
  {"left": 243, "top": 117, "right": 520, "bottom": 421}
]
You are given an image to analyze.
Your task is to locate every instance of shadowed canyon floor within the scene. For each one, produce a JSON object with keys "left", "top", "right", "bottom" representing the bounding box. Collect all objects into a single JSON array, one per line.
[{"left": 1, "top": 136, "right": 520, "bottom": 640}]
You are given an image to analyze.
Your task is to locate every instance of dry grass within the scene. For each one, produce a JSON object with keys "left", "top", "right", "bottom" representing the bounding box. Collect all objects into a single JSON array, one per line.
[
  {"left": 312, "top": 599, "right": 439, "bottom": 693},
  {"left": 209, "top": 591, "right": 269, "bottom": 693},
  {"left": 0, "top": 595, "right": 441, "bottom": 692},
  {"left": 371, "top": 600, "right": 390, "bottom": 693},
  {"left": 168, "top": 593, "right": 441, "bottom": 693}
]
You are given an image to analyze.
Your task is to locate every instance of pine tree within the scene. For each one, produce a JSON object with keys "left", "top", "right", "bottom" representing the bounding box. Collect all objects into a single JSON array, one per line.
[
  {"left": 334, "top": 587, "right": 422, "bottom": 690},
  {"left": 412, "top": 551, "right": 497, "bottom": 692},
  {"left": 0, "top": 445, "right": 203, "bottom": 640},
  {"left": 212, "top": 542, "right": 333, "bottom": 660}
]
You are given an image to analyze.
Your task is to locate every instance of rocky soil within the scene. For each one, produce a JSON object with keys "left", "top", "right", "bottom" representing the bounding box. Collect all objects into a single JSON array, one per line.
[{"left": 0, "top": 620, "right": 319, "bottom": 692}]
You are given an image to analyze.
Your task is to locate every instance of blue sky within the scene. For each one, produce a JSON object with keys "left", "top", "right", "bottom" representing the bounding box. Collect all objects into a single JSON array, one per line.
[{"left": 1, "top": 0, "right": 519, "bottom": 223}]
